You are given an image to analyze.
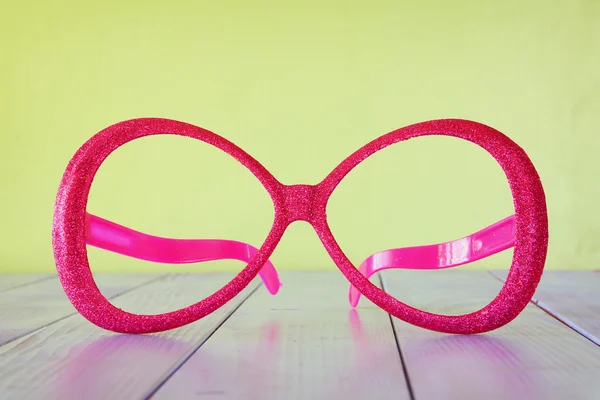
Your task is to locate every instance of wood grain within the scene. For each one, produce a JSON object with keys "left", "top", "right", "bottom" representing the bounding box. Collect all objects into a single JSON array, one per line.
[
  {"left": 0, "top": 275, "right": 53, "bottom": 293},
  {"left": 491, "top": 270, "right": 600, "bottom": 345},
  {"left": 0, "top": 273, "right": 258, "bottom": 400},
  {"left": 0, "top": 273, "right": 164, "bottom": 346},
  {"left": 382, "top": 270, "right": 600, "bottom": 400},
  {"left": 154, "top": 272, "right": 411, "bottom": 400},
  {"left": 1, "top": 271, "right": 596, "bottom": 399}
]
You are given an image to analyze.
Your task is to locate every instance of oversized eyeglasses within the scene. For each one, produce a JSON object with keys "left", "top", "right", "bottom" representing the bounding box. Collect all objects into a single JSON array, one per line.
[{"left": 52, "top": 118, "right": 548, "bottom": 334}]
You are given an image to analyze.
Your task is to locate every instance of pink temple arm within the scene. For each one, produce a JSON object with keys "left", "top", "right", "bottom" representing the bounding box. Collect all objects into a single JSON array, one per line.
[
  {"left": 349, "top": 215, "right": 516, "bottom": 307},
  {"left": 85, "top": 213, "right": 282, "bottom": 295}
]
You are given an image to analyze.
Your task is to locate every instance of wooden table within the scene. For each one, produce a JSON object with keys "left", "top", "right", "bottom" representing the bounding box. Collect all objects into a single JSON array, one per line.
[{"left": 0, "top": 270, "right": 598, "bottom": 399}]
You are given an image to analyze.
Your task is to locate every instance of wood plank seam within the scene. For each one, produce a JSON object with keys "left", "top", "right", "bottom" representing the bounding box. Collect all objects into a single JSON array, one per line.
[
  {"left": 0, "top": 273, "right": 169, "bottom": 349},
  {"left": 379, "top": 270, "right": 600, "bottom": 399},
  {"left": 0, "top": 275, "right": 55, "bottom": 294},
  {"left": 528, "top": 300, "right": 599, "bottom": 346},
  {"left": 379, "top": 274, "right": 416, "bottom": 400},
  {"left": 487, "top": 270, "right": 600, "bottom": 347},
  {"left": 0, "top": 274, "right": 262, "bottom": 400},
  {"left": 150, "top": 272, "right": 411, "bottom": 399},
  {"left": 141, "top": 283, "right": 263, "bottom": 400}
]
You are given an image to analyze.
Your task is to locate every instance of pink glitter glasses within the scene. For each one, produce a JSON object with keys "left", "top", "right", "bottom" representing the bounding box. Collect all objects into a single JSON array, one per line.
[{"left": 52, "top": 118, "right": 548, "bottom": 334}]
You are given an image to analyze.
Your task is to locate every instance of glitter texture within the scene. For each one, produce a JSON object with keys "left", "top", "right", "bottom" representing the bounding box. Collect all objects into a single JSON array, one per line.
[{"left": 53, "top": 118, "right": 548, "bottom": 334}]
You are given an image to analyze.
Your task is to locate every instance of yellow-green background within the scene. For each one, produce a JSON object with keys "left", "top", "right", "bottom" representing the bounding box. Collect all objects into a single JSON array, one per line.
[{"left": 1, "top": 0, "right": 598, "bottom": 273}]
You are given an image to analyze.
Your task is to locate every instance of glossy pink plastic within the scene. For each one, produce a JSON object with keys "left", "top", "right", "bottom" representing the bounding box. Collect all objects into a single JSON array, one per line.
[
  {"left": 85, "top": 213, "right": 282, "bottom": 295},
  {"left": 349, "top": 215, "right": 516, "bottom": 307}
]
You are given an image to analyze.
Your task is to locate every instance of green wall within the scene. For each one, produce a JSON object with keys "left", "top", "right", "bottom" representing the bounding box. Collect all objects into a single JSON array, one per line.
[{"left": 1, "top": 1, "right": 598, "bottom": 273}]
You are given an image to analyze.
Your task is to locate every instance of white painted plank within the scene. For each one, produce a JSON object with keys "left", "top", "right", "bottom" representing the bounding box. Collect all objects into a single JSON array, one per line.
[
  {"left": 0, "top": 274, "right": 164, "bottom": 346},
  {"left": 382, "top": 270, "right": 600, "bottom": 400},
  {"left": 154, "top": 272, "right": 410, "bottom": 400},
  {"left": 0, "top": 273, "right": 258, "bottom": 400},
  {"left": 0, "top": 274, "right": 53, "bottom": 293},
  {"left": 492, "top": 270, "right": 600, "bottom": 345}
]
